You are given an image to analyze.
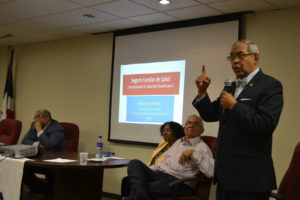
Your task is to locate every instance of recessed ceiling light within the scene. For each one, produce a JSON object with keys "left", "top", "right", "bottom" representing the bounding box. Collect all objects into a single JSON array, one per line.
[
  {"left": 159, "top": 0, "right": 171, "bottom": 5},
  {"left": 83, "top": 14, "right": 95, "bottom": 19}
]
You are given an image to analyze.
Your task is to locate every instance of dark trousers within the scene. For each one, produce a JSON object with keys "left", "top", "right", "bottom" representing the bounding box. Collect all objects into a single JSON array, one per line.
[
  {"left": 22, "top": 165, "right": 54, "bottom": 195},
  {"left": 124, "top": 159, "right": 195, "bottom": 199},
  {"left": 216, "top": 184, "right": 270, "bottom": 200}
]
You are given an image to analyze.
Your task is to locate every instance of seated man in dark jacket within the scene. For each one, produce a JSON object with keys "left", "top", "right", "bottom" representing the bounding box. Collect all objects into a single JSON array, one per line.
[
  {"left": 22, "top": 109, "right": 65, "bottom": 196},
  {"left": 22, "top": 109, "right": 65, "bottom": 150}
]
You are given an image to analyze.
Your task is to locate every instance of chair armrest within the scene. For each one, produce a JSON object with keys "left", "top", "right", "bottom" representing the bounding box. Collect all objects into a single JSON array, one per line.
[
  {"left": 169, "top": 176, "right": 210, "bottom": 188},
  {"left": 168, "top": 176, "right": 212, "bottom": 200},
  {"left": 270, "top": 192, "right": 284, "bottom": 200}
]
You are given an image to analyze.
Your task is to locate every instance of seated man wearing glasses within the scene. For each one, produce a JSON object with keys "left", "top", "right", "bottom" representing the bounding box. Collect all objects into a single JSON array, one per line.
[
  {"left": 22, "top": 109, "right": 65, "bottom": 196},
  {"left": 122, "top": 115, "right": 214, "bottom": 200},
  {"left": 22, "top": 109, "right": 65, "bottom": 150}
]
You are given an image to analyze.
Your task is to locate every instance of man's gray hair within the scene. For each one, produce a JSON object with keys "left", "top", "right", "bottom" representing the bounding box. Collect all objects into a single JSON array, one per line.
[
  {"left": 36, "top": 109, "right": 52, "bottom": 118},
  {"left": 186, "top": 114, "right": 204, "bottom": 129},
  {"left": 233, "top": 39, "right": 259, "bottom": 54}
]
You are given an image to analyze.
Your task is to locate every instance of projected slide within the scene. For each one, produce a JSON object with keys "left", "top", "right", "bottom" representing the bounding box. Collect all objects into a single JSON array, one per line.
[{"left": 119, "top": 60, "right": 185, "bottom": 124}]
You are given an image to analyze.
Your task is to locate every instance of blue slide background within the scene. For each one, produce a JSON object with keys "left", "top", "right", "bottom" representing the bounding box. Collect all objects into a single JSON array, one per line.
[{"left": 126, "top": 96, "right": 174, "bottom": 123}]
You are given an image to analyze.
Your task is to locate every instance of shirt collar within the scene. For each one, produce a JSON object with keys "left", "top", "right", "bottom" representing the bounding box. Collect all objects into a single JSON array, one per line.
[
  {"left": 181, "top": 136, "right": 201, "bottom": 145},
  {"left": 241, "top": 67, "right": 260, "bottom": 84}
]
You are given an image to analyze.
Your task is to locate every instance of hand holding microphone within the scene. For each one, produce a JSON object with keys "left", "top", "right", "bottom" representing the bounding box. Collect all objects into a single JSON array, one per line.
[{"left": 221, "top": 78, "right": 237, "bottom": 113}]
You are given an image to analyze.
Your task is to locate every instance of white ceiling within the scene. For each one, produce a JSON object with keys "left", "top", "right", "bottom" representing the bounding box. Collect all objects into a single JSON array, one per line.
[{"left": 0, "top": 0, "right": 299, "bottom": 47}]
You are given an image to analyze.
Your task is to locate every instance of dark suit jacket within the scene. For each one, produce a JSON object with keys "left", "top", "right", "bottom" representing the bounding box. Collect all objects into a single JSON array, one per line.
[
  {"left": 22, "top": 119, "right": 65, "bottom": 150},
  {"left": 193, "top": 70, "right": 283, "bottom": 192}
]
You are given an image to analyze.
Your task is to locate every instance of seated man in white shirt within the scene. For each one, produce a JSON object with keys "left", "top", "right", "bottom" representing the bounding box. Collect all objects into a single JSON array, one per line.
[{"left": 122, "top": 114, "right": 214, "bottom": 200}]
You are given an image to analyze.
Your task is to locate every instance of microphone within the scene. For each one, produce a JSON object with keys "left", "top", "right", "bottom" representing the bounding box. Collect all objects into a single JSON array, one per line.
[
  {"left": 224, "top": 77, "right": 234, "bottom": 92},
  {"left": 222, "top": 78, "right": 234, "bottom": 114}
]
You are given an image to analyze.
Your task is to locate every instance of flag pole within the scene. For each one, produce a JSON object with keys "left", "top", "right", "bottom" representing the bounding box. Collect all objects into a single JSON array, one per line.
[{"left": 0, "top": 48, "right": 15, "bottom": 120}]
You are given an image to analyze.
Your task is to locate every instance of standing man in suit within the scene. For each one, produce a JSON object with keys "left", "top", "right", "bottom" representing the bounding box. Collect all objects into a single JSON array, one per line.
[{"left": 193, "top": 40, "right": 283, "bottom": 200}]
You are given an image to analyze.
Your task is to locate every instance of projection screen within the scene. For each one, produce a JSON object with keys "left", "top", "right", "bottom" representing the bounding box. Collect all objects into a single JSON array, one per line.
[{"left": 109, "top": 16, "right": 240, "bottom": 145}]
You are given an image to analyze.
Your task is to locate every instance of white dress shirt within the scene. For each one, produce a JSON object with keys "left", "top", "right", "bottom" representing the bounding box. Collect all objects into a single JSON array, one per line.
[
  {"left": 150, "top": 136, "right": 214, "bottom": 180},
  {"left": 234, "top": 67, "right": 260, "bottom": 98}
]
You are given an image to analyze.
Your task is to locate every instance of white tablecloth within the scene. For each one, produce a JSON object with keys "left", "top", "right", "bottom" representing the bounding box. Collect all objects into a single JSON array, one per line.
[{"left": 0, "top": 156, "right": 30, "bottom": 200}]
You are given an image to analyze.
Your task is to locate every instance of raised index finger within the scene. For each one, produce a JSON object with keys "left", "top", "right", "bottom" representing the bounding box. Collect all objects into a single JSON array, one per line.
[{"left": 202, "top": 64, "right": 206, "bottom": 75}]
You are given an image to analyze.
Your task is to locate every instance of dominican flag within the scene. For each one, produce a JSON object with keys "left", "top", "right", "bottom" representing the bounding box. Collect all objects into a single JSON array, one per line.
[{"left": 0, "top": 49, "right": 14, "bottom": 121}]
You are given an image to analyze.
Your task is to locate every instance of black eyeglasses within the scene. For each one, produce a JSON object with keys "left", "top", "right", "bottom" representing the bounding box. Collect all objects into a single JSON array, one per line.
[
  {"left": 226, "top": 53, "right": 254, "bottom": 61},
  {"left": 34, "top": 114, "right": 46, "bottom": 119},
  {"left": 185, "top": 121, "right": 202, "bottom": 128}
]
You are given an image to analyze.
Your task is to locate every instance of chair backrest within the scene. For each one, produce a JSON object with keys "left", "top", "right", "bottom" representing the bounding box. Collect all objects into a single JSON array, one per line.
[
  {"left": 201, "top": 136, "right": 217, "bottom": 158},
  {"left": 194, "top": 136, "right": 217, "bottom": 199},
  {"left": 0, "top": 119, "right": 22, "bottom": 145},
  {"left": 60, "top": 122, "right": 79, "bottom": 152},
  {"left": 278, "top": 142, "right": 300, "bottom": 200},
  {"left": 158, "top": 135, "right": 217, "bottom": 200}
]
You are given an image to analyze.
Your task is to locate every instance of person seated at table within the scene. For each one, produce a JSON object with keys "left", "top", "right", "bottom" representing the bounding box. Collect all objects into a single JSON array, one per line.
[
  {"left": 122, "top": 121, "right": 184, "bottom": 196},
  {"left": 22, "top": 109, "right": 65, "bottom": 150},
  {"left": 21, "top": 109, "right": 65, "bottom": 196},
  {"left": 148, "top": 121, "right": 185, "bottom": 166},
  {"left": 122, "top": 115, "right": 214, "bottom": 200}
]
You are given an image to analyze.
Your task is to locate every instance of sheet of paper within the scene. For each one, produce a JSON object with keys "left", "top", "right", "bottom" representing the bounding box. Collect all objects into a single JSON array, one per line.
[
  {"left": 88, "top": 157, "right": 126, "bottom": 162},
  {"left": 43, "top": 158, "right": 77, "bottom": 163},
  {"left": 108, "top": 156, "right": 126, "bottom": 160}
]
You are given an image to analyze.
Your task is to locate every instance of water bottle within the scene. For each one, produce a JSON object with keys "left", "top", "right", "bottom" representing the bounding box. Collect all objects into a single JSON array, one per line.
[{"left": 95, "top": 136, "right": 103, "bottom": 159}]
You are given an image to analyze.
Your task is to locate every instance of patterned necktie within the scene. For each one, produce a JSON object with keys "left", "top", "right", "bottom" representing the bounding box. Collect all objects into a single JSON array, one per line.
[{"left": 235, "top": 79, "right": 247, "bottom": 88}]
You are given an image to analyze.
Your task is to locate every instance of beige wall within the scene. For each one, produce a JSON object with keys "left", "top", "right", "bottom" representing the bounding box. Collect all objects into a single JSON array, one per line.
[
  {"left": 244, "top": 6, "right": 300, "bottom": 187},
  {"left": 0, "top": 6, "right": 300, "bottom": 198}
]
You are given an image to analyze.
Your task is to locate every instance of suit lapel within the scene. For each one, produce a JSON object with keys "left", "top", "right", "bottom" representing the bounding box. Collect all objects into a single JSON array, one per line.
[
  {"left": 228, "top": 83, "right": 236, "bottom": 96},
  {"left": 236, "top": 70, "right": 264, "bottom": 100}
]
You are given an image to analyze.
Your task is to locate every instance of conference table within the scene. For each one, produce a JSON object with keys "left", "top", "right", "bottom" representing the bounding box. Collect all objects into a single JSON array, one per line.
[{"left": 24, "top": 151, "right": 130, "bottom": 200}]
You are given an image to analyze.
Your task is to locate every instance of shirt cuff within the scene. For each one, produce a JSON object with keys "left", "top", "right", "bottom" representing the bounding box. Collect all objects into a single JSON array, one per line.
[
  {"left": 37, "top": 130, "right": 44, "bottom": 137},
  {"left": 33, "top": 141, "right": 39, "bottom": 147},
  {"left": 193, "top": 95, "right": 203, "bottom": 105}
]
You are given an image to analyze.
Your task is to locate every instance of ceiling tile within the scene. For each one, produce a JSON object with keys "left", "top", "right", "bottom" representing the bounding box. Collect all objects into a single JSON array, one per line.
[
  {"left": 93, "top": 0, "right": 155, "bottom": 18},
  {"left": 265, "top": 0, "right": 300, "bottom": 8},
  {"left": 7, "top": 20, "right": 63, "bottom": 33},
  {"left": 67, "top": 0, "right": 116, "bottom": 6},
  {"left": 195, "top": 0, "right": 227, "bottom": 3},
  {"left": 166, "top": 4, "right": 222, "bottom": 19},
  {"left": 129, "top": 13, "right": 178, "bottom": 25},
  {"left": 69, "top": 18, "right": 142, "bottom": 34},
  {"left": 17, "top": 8, "right": 119, "bottom": 32},
  {"left": 69, "top": 23, "right": 113, "bottom": 33},
  {"left": 209, "top": 0, "right": 276, "bottom": 13},
  {"left": 96, "top": 19, "right": 142, "bottom": 30},
  {"left": 130, "top": 0, "right": 200, "bottom": 11},
  {"left": 0, "top": 0, "right": 299, "bottom": 46},
  {"left": 0, "top": 0, "right": 81, "bottom": 25},
  {"left": 32, "top": 29, "right": 89, "bottom": 41}
]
